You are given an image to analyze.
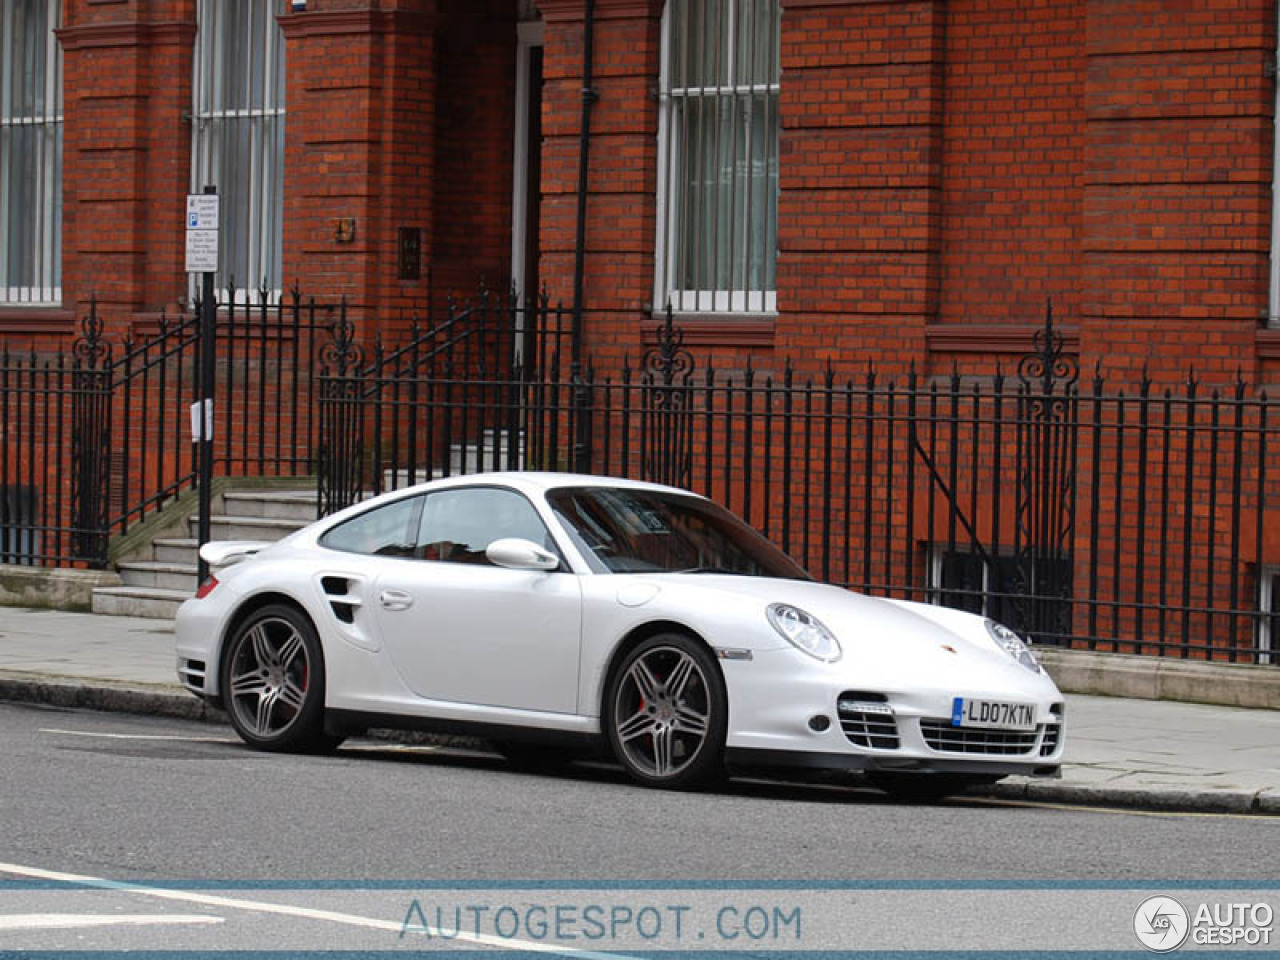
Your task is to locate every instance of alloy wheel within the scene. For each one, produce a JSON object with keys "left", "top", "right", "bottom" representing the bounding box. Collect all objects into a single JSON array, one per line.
[
  {"left": 228, "top": 616, "right": 310, "bottom": 739},
  {"left": 612, "top": 644, "right": 713, "bottom": 780}
]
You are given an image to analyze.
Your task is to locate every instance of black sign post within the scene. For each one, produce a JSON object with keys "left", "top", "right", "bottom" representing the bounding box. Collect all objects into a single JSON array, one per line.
[{"left": 189, "top": 185, "right": 218, "bottom": 584}]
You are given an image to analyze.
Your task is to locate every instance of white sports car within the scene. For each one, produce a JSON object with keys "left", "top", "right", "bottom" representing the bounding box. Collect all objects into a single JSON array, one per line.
[{"left": 175, "top": 472, "right": 1065, "bottom": 798}]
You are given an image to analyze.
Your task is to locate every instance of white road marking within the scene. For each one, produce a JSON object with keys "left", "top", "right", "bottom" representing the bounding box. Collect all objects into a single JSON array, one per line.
[
  {"left": 0, "top": 913, "right": 223, "bottom": 930},
  {"left": 39, "top": 728, "right": 237, "bottom": 744},
  {"left": 0, "top": 862, "right": 638, "bottom": 959}
]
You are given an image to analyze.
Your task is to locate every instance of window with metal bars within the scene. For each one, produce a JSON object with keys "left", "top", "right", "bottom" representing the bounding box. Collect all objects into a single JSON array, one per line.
[
  {"left": 191, "top": 0, "right": 285, "bottom": 303},
  {"left": 0, "top": 0, "right": 62, "bottom": 305},
  {"left": 930, "top": 546, "right": 1073, "bottom": 638},
  {"left": 1260, "top": 567, "right": 1278, "bottom": 665},
  {"left": 656, "top": 0, "right": 779, "bottom": 315}
]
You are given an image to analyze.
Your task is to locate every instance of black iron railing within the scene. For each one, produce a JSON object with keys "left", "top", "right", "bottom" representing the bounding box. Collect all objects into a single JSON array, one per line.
[
  {"left": 1, "top": 285, "right": 340, "bottom": 566},
  {"left": 3, "top": 288, "right": 1278, "bottom": 666},
  {"left": 316, "top": 301, "right": 1280, "bottom": 665}
]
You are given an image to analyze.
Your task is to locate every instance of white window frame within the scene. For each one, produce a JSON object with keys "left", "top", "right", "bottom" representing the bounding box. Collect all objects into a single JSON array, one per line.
[
  {"left": 655, "top": 0, "right": 779, "bottom": 316},
  {"left": 0, "top": 0, "right": 62, "bottom": 305},
  {"left": 191, "top": 0, "right": 285, "bottom": 305}
]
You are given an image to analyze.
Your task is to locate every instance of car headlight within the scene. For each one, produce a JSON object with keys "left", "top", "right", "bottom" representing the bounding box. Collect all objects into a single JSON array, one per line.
[
  {"left": 985, "top": 619, "right": 1041, "bottom": 673},
  {"left": 767, "top": 603, "right": 842, "bottom": 662}
]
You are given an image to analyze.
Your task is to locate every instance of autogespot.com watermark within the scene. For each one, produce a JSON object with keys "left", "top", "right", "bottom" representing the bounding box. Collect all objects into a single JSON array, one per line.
[
  {"left": 399, "top": 898, "right": 801, "bottom": 947},
  {"left": 1134, "top": 894, "right": 1274, "bottom": 952}
]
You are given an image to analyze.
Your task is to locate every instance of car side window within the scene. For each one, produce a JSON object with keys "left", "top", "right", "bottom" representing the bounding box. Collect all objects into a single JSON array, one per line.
[
  {"left": 319, "top": 495, "right": 423, "bottom": 557},
  {"left": 415, "top": 488, "right": 554, "bottom": 566}
]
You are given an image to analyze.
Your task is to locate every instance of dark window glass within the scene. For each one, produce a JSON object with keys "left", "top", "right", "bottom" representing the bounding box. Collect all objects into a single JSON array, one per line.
[
  {"left": 936, "top": 548, "right": 1072, "bottom": 640},
  {"left": 548, "top": 486, "right": 807, "bottom": 579},
  {"left": 320, "top": 495, "right": 421, "bottom": 558},
  {"left": 414, "top": 487, "right": 553, "bottom": 566}
]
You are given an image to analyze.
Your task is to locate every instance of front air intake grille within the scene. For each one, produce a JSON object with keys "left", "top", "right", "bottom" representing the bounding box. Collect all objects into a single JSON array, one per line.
[
  {"left": 1039, "top": 722, "right": 1062, "bottom": 756},
  {"left": 920, "top": 720, "right": 1041, "bottom": 756},
  {"left": 837, "top": 692, "right": 899, "bottom": 750}
]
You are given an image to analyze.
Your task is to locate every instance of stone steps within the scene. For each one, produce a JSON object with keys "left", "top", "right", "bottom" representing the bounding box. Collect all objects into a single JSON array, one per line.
[{"left": 92, "top": 488, "right": 318, "bottom": 619}]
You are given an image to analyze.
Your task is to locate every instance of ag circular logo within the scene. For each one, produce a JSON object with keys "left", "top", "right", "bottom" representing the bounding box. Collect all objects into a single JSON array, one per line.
[{"left": 1134, "top": 895, "right": 1190, "bottom": 952}]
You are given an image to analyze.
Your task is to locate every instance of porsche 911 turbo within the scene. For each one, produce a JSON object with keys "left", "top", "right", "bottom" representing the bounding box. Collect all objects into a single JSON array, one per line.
[{"left": 175, "top": 472, "right": 1065, "bottom": 798}]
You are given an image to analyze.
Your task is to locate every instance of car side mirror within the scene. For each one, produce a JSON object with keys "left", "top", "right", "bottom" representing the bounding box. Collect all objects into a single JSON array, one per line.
[{"left": 485, "top": 538, "right": 561, "bottom": 572}]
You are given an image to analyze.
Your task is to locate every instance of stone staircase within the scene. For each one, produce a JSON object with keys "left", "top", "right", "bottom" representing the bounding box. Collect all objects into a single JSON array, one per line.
[
  {"left": 92, "top": 488, "right": 319, "bottom": 620},
  {"left": 91, "top": 431, "right": 526, "bottom": 620}
]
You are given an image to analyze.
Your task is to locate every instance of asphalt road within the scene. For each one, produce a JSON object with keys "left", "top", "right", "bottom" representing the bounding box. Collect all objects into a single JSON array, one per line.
[{"left": 2, "top": 701, "right": 1275, "bottom": 886}]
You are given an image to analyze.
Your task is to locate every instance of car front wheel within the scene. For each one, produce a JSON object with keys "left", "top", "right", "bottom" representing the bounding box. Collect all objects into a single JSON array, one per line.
[
  {"left": 222, "top": 603, "right": 342, "bottom": 753},
  {"left": 605, "top": 633, "right": 727, "bottom": 790}
]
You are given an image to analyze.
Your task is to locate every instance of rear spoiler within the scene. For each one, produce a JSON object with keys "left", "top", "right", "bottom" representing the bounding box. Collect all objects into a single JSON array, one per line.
[{"left": 198, "top": 541, "right": 272, "bottom": 569}]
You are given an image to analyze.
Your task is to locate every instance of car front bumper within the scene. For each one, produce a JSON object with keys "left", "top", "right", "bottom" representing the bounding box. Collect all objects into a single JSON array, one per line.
[{"left": 721, "top": 647, "right": 1066, "bottom": 778}]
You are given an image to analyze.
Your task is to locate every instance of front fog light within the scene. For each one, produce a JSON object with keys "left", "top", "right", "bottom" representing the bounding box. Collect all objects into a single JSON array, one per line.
[
  {"left": 985, "top": 619, "right": 1041, "bottom": 673},
  {"left": 767, "top": 603, "right": 841, "bottom": 662}
]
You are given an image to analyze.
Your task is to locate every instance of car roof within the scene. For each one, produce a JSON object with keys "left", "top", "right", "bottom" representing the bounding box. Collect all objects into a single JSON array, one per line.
[{"left": 425, "top": 471, "right": 702, "bottom": 499}]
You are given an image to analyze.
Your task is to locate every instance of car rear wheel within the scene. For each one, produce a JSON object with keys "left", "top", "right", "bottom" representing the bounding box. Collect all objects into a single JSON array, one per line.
[
  {"left": 222, "top": 603, "right": 343, "bottom": 753},
  {"left": 867, "top": 772, "right": 1003, "bottom": 804},
  {"left": 605, "top": 633, "right": 727, "bottom": 790}
]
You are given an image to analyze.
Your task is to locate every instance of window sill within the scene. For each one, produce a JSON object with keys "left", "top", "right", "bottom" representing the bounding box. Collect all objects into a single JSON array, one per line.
[
  {"left": 0, "top": 307, "right": 76, "bottom": 335},
  {"left": 643, "top": 312, "right": 776, "bottom": 348},
  {"left": 925, "top": 323, "right": 1080, "bottom": 356},
  {"left": 1258, "top": 327, "right": 1280, "bottom": 361}
]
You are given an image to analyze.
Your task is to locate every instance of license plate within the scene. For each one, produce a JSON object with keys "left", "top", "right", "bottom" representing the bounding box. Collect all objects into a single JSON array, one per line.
[{"left": 951, "top": 697, "right": 1037, "bottom": 731}]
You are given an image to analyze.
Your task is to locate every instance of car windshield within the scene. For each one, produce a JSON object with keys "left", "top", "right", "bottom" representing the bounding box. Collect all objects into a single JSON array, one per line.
[{"left": 547, "top": 486, "right": 810, "bottom": 579}]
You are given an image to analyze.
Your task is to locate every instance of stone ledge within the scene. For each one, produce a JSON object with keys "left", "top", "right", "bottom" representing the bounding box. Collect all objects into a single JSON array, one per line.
[
  {"left": 1037, "top": 647, "right": 1279, "bottom": 710},
  {"left": 0, "top": 566, "right": 122, "bottom": 612}
]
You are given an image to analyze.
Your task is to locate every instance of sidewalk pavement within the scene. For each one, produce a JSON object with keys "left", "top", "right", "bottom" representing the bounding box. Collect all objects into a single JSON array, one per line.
[{"left": 2, "top": 605, "right": 1278, "bottom": 815}]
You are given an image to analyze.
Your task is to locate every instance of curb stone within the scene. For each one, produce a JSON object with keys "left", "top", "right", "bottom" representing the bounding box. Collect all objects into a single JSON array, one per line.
[
  {"left": 984, "top": 778, "right": 1261, "bottom": 815},
  {"left": 0, "top": 671, "right": 480, "bottom": 749},
  {"left": 2, "top": 672, "right": 1276, "bottom": 816},
  {"left": 0, "top": 672, "right": 224, "bottom": 723}
]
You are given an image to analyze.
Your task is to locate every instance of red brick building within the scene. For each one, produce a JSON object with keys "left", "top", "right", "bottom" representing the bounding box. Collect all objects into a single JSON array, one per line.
[
  {"left": 2, "top": 0, "right": 1278, "bottom": 383},
  {"left": 2, "top": 0, "right": 1279, "bottom": 656}
]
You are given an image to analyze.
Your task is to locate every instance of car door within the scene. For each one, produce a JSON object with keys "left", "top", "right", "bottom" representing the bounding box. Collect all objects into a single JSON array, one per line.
[{"left": 370, "top": 485, "right": 583, "bottom": 715}]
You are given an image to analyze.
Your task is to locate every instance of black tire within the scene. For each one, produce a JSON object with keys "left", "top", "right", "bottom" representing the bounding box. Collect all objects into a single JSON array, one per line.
[
  {"left": 605, "top": 632, "right": 727, "bottom": 790},
  {"left": 221, "top": 603, "right": 343, "bottom": 753},
  {"left": 867, "top": 772, "right": 1002, "bottom": 804}
]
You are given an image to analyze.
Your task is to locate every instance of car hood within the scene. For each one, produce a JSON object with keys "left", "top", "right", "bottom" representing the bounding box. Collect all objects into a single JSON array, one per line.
[{"left": 632, "top": 573, "right": 1048, "bottom": 689}]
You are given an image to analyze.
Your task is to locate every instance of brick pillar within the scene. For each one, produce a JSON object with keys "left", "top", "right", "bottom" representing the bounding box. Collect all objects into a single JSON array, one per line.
[
  {"left": 278, "top": 0, "right": 436, "bottom": 335},
  {"left": 537, "top": 0, "right": 663, "bottom": 371},
  {"left": 776, "top": 0, "right": 945, "bottom": 375},
  {"left": 57, "top": 0, "right": 196, "bottom": 321},
  {"left": 1079, "top": 0, "right": 1272, "bottom": 385}
]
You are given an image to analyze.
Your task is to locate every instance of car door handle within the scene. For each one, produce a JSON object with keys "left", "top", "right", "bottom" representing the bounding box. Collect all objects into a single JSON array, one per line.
[{"left": 379, "top": 589, "right": 414, "bottom": 612}]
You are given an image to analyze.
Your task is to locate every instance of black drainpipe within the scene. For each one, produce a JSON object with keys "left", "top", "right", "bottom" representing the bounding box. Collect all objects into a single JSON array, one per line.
[{"left": 570, "top": 0, "right": 597, "bottom": 473}]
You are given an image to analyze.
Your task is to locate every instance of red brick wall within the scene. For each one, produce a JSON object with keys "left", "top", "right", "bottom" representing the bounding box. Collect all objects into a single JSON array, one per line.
[
  {"left": 280, "top": 2, "right": 438, "bottom": 333},
  {"left": 938, "top": 0, "right": 1085, "bottom": 332},
  {"left": 536, "top": 0, "right": 664, "bottom": 385},
  {"left": 23, "top": 0, "right": 1277, "bottom": 385},
  {"left": 777, "top": 0, "right": 944, "bottom": 376},
  {"left": 56, "top": 0, "right": 197, "bottom": 332},
  {"left": 429, "top": 1, "right": 517, "bottom": 315}
]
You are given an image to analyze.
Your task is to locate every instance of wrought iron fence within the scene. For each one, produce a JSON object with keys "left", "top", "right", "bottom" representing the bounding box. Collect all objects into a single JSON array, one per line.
[
  {"left": 3, "top": 285, "right": 1278, "bottom": 666},
  {"left": 1, "top": 286, "right": 337, "bottom": 567},
  {"left": 316, "top": 300, "right": 1280, "bottom": 665}
]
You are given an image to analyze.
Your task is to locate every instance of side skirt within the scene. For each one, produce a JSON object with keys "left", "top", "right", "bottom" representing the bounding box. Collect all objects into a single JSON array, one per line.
[{"left": 325, "top": 707, "right": 606, "bottom": 754}]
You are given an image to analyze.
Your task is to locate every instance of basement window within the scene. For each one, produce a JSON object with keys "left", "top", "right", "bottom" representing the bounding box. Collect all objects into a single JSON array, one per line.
[
  {"left": 929, "top": 545, "right": 1073, "bottom": 641},
  {"left": 1260, "top": 567, "right": 1279, "bottom": 666},
  {"left": 0, "top": 484, "right": 40, "bottom": 565}
]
